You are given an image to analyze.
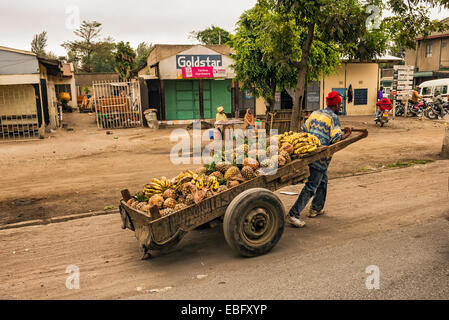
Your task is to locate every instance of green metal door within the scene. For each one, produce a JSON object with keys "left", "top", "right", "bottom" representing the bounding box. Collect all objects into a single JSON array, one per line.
[
  {"left": 164, "top": 79, "right": 232, "bottom": 120},
  {"left": 165, "top": 80, "right": 200, "bottom": 120},
  {"left": 211, "top": 79, "right": 232, "bottom": 116}
]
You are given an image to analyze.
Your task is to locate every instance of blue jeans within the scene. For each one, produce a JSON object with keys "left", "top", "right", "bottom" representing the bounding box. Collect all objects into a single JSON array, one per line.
[{"left": 288, "top": 165, "right": 328, "bottom": 219}]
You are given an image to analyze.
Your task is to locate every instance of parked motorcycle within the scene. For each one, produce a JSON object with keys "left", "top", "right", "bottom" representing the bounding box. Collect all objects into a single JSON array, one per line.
[
  {"left": 395, "top": 101, "right": 405, "bottom": 117},
  {"left": 425, "top": 101, "right": 449, "bottom": 120},
  {"left": 375, "top": 110, "right": 389, "bottom": 127},
  {"left": 408, "top": 101, "right": 425, "bottom": 118}
]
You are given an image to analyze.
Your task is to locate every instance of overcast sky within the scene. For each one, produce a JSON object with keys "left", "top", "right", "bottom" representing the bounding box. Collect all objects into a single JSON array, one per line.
[{"left": 1, "top": 0, "right": 449, "bottom": 57}]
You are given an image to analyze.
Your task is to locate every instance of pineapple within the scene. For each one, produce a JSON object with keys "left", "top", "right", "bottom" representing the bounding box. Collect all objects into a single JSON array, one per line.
[
  {"left": 163, "top": 189, "right": 177, "bottom": 200},
  {"left": 164, "top": 198, "right": 177, "bottom": 209},
  {"left": 280, "top": 143, "right": 294, "bottom": 155},
  {"left": 271, "top": 155, "right": 287, "bottom": 167},
  {"left": 161, "top": 208, "right": 175, "bottom": 216},
  {"left": 280, "top": 151, "right": 292, "bottom": 163},
  {"left": 209, "top": 171, "right": 223, "bottom": 180},
  {"left": 149, "top": 195, "right": 164, "bottom": 209},
  {"left": 243, "top": 157, "right": 259, "bottom": 170},
  {"left": 216, "top": 161, "right": 232, "bottom": 174},
  {"left": 260, "top": 159, "right": 273, "bottom": 168},
  {"left": 185, "top": 194, "right": 195, "bottom": 205},
  {"left": 266, "top": 145, "right": 279, "bottom": 157},
  {"left": 241, "top": 166, "right": 257, "bottom": 180},
  {"left": 174, "top": 203, "right": 188, "bottom": 212},
  {"left": 224, "top": 166, "right": 241, "bottom": 181}
]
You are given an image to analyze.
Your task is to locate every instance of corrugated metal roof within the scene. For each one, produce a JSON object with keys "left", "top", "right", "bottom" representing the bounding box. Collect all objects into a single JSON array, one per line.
[{"left": 0, "top": 45, "right": 36, "bottom": 56}]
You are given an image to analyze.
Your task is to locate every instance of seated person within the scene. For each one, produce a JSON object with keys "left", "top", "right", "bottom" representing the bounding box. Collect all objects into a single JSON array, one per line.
[
  {"left": 216, "top": 106, "right": 227, "bottom": 122},
  {"left": 244, "top": 108, "right": 255, "bottom": 129}
]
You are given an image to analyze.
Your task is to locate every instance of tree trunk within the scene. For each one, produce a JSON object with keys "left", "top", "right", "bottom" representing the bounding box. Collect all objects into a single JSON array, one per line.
[{"left": 290, "top": 23, "right": 315, "bottom": 132}]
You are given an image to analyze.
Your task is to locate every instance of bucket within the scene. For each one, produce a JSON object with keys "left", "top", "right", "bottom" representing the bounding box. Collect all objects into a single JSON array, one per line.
[{"left": 255, "top": 120, "right": 262, "bottom": 129}]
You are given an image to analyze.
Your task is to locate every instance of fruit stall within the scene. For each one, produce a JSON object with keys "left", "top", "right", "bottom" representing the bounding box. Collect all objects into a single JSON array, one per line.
[{"left": 119, "top": 129, "right": 368, "bottom": 259}]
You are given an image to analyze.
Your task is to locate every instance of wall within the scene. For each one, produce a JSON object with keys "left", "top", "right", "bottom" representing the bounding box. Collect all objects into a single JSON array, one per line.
[
  {"left": 157, "top": 45, "right": 236, "bottom": 80},
  {"left": 0, "top": 84, "right": 38, "bottom": 124},
  {"left": 0, "top": 49, "right": 39, "bottom": 75},
  {"left": 75, "top": 72, "right": 119, "bottom": 95},
  {"left": 406, "top": 38, "right": 449, "bottom": 72},
  {"left": 321, "top": 62, "right": 379, "bottom": 115}
]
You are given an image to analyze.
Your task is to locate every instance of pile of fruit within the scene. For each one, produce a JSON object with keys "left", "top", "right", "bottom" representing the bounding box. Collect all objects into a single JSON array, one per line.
[{"left": 126, "top": 131, "right": 321, "bottom": 217}]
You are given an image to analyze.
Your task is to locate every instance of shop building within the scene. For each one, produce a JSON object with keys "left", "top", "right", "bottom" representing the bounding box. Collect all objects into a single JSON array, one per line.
[
  {"left": 137, "top": 44, "right": 258, "bottom": 122},
  {"left": 0, "top": 46, "right": 76, "bottom": 139}
]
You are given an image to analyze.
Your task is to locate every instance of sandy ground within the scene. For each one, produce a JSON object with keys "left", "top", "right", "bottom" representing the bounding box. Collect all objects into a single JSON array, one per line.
[
  {"left": 0, "top": 160, "right": 448, "bottom": 299},
  {"left": 0, "top": 113, "right": 447, "bottom": 226}
]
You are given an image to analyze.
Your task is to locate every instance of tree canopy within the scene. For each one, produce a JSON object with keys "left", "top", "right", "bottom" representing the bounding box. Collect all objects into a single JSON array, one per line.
[
  {"left": 62, "top": 20, "right": 110, "bottom": 72},
  {"left": 232, "top": 0, "right": 342, "bottom": 110},
  {"left": 114, "top": 41, "right": 137, "bottom": 81},
  {"left": 190, "top": 25, "right": 233, "bottom": 45}
]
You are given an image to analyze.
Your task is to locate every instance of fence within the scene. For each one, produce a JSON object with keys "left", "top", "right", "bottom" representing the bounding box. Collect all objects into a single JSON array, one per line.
[
  {"left": 265, "top": 109, "right": 313, "bottom": 133},
  {"left": 0, "top": 84, "right": 40, "bottom": 140},
  {"left": 92, "top": 80, "right": 142, "bottom": 129}
]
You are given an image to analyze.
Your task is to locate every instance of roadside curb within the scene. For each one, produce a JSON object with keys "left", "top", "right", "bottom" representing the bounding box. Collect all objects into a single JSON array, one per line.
[{"left": 0, "top": 209, "right": 120, "bottom": 231}]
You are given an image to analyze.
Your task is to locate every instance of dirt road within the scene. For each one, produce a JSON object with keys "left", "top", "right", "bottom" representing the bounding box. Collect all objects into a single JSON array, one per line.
[
  {"left": 0, "top": 113, "right": 447, "bottom": 226},
  {"left": 1, "top": 160, "right": 448, "bottom": 299}
]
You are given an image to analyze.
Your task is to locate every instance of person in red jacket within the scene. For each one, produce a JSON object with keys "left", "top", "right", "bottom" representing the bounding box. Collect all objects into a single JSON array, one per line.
[{"left": 375, "top": 97, "right": 393, "bottom": 119}]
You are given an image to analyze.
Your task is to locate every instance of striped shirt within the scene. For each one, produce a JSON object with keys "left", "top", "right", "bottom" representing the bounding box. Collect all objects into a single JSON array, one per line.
[{"left": 302, "top": 107, "right": 343, "bottom": 171}]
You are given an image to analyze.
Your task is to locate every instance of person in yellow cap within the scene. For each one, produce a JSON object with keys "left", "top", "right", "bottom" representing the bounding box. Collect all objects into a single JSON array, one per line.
[{"left": 216, "top": 106, "right": 227, "bottom": 122}]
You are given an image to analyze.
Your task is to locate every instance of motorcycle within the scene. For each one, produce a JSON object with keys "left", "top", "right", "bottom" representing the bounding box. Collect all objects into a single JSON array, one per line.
[
  {"left": 395, "top": 101, "right": 405, "bottom": 116},
  {"left": 425, "top": 101, "right": 449, "bottom": 120},
  {"left": 375, "top": 110, "right": 389, "bottom": 127},
  {"left": 408, "top": 101, "right": 426, "bottom": 118}
]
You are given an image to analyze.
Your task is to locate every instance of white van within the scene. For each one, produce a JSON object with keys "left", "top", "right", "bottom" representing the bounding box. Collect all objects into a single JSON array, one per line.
[{"left": 418, "top": 79, "right": 449, "bottom": 102}]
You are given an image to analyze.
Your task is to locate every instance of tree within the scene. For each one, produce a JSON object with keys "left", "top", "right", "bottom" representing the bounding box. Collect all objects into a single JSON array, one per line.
[
  {"left": 31, "top": 31, "right": 48, "bottom": 57},
  {"left": 90, "top": 38, "right": 116, "bottom": 72},
  {"left": 136, "top": 42, "right": 153, "bottom": 68},
  {"left": 275, "top": 0, "right": 449, "bottom": 131},
  {"left": 62, "top": 20, "right": 103, "bottom": 72},
  {"left": 232, "top": 0, "right": 342, "bottom": 112},
  {"left": 190, "top": 25, "right": 233, "bottom": 45},
  {"left": 273, "top": 0, "right": 393, "bottom": 130},
  {"left": 114, "top": 41, "right": 136, "bottom": 81}
]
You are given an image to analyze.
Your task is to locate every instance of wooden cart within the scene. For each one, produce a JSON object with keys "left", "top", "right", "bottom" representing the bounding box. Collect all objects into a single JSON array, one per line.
[{"left": 119, "top": 129, "right": 368, "bottom": 258}]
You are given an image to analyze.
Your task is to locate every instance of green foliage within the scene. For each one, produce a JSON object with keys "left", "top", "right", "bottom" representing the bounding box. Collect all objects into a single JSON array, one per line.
[
  {"left": 62, "top": 20, "right": 105, "bottom": 72},
  {"left": 31, "top": 31, "right": 48, "bottom": 57},
  {"left": 232, "top": 0, "right": 341, "bottom": 109},
  {"left": 90, "top": 39, "right": 116, "bottom": 72},
  {"left": 136, "top": 42, "right": 153, "bottom": 68},
  {"left": 133, "top": 192, "right": 149, "bottom": 202},
  {"left": 190, "top": 25, "right": 233, "bottom": 45},
  {"left": 114, "top": 41, "right": 137, "bottom": 81}
]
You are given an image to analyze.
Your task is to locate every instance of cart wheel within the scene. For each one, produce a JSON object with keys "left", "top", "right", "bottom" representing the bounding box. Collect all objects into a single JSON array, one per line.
[{"left": 223, "top": 188, "right": 285, "bottom": 257}]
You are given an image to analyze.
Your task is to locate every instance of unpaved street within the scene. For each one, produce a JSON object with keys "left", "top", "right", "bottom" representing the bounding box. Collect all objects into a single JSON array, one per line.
[
  {"left": 1, "top": 161, "right": 448, "bottom": 299},
  {"left": 0, "top": 113, "right": 447, "bottom": 226}
]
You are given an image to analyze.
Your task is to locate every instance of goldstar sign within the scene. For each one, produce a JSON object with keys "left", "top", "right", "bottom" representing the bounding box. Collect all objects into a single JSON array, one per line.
[{"left": 176, "top": 55, "right": 223, "bottom": 69}]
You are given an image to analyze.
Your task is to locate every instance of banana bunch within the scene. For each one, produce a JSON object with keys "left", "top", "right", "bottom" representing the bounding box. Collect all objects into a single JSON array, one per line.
[
  {"left": 191, "top": 174, "right": 219, "bottom": 191},
  {"left": 294, "top": 144, "right": 318, "bottom": 155},
  {"left": 173, "top": 170, "right": 195, "bottom": 188},
  {"left": 143, "top": 177, "right": 172, "bottom": 197},
  {"left": 205, "top": 176, "right": 219, "bottom": 191},
  {"left": 279, "top": 131, "right": 321, "bottom": 156}
]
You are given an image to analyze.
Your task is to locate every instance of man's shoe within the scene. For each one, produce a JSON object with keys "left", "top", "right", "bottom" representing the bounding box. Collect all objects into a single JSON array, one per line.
[
  {"left": 287, "top": 215, "right": 306, "bottom": 228},
  {"left": 309, "top": 209, "right": 325, "bottom": 218}
]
